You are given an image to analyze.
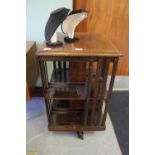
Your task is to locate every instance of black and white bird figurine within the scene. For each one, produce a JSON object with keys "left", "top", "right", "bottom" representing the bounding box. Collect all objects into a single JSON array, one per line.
[
  {"left": 44, "top": 7, "right": 70, "bottom": 46},
  {"left": 61, "top": 9, "right": 88, "bottom": 43},
  {"left": 44, "top": 8, "right": 88, "bottom": 46}
]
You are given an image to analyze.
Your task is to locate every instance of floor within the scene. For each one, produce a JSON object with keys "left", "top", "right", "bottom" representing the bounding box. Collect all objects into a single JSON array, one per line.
[
  {"left": 109, "top": 91, "right": 129, "bottom": 155},
  {"left": 26, "top": 97, "right": 122, "bottom": 155}
]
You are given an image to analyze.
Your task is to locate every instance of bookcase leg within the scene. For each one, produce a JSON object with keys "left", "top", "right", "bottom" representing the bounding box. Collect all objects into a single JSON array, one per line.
[{"left": 77, "top": 131, "right": 84, "bottom": 140}]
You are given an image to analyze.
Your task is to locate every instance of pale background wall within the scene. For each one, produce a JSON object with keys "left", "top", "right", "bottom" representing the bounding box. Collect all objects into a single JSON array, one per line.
[
  {"left": 26, "top": 0, "right": 72, "bottom": 44},
  {"left": 26, "top": 0, "right": 73, "bottom": 86}
]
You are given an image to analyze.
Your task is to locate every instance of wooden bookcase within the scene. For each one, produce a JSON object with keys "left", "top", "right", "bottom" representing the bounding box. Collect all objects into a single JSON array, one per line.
[{"left": 36, "top": 32, "right": 122, "bottom": 139}]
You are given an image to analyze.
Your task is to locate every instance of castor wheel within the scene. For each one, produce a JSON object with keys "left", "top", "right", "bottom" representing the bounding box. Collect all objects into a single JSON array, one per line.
[{"left": 77, "top": 131, "right": 84, "bottom": 140}]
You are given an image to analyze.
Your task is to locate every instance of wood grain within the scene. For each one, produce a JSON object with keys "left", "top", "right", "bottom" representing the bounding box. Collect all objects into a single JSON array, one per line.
[
  {"left": 26, "top": 41, "right": 38, "bottom": 100},
  {"left": 74, "top": 0, "right": 129, "bottom": 75},
  {"left": 26, "top": 81, "right": 30, "bottom": 100},
  {"left": 37, "top": 32, "right": 122, "bottom": 57}
]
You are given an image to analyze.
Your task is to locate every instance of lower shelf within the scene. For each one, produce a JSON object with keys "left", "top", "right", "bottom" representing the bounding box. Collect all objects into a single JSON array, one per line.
[
  {"left": 48, "top": 125, "right": 106, "bottom": 131},
  {"left": 49, "top": 111, "right": 83, "bottom": 126},
  {"left": 52, "top": 100, "right": 84, "bottom": 111},
  {"left": 48, "top": 110, "right": 105, "bottom": 131},
  {"left": 45, "top": 99, "right": 106, "bottom": 132}
]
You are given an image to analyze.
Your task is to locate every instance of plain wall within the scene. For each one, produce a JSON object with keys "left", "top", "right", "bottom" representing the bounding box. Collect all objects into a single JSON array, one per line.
[{"left": 26, "top": 0, "right": 72, "bottom": 44}]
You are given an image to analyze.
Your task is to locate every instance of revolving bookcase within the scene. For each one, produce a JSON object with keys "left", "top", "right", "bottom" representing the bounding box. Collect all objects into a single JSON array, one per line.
[{"left": 36, "top": 32, "right": 122, "bottom": 139}]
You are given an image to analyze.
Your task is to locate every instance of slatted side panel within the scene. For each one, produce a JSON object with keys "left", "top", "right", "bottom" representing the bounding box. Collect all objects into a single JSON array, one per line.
[
  {"left": 101, "top": 58, "right": 118, "bottom": 126},
  {"left": 90, "top": 59, "right": 103, "bottom": 125},
  {"left": 38, "top": 58, "right": 48, "bottom": 94},
  {"left": 38, "top": 57, "right": 49, "bottom": 121},
  {"left": 83, "top": 58, "right": 119, "bottom": 127},
  {"left": 52, "top": 61, "right": 68, "bottom": 82},
  {"left": 84, "top": 60, "right": 93, "bottom": 126},
  {"left": 38, "top": 57, "right": 119, "bottom": 130},
  {"left": 96, "top": 58, "right": 110, "bottom": 126},
  {"left": 45, "top": 99, "right": 52, "bottom": 122}
]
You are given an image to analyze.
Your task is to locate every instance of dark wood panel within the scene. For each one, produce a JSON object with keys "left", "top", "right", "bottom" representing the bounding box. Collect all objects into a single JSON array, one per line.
[
  {"left": 73, "top": 0, "right": 129, "bottom": 75},
  {"left": 26, "top": 41, "right": 38, "bottom": 100},
  {"left": 69, "top": 62, "right": 86, "bottom": 82}
]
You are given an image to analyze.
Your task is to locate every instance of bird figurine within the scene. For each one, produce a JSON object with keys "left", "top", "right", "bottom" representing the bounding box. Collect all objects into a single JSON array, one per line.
[
  {"left": 44, "top": 7, "right": 70, "bottom": 46},
  {"left": 61, "top": 9, "right": 88, "bottom": 43}
]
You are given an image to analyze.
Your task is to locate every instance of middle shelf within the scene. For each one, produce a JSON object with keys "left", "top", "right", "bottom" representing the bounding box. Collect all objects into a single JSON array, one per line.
[
  {"left": 44, "top": 68, "right": 108, "bottom": 100},
  {"left": 45, "top": 84, "right": 86, "bottom": 100},
  {"left": 50, "top": 100, "right": 84, "bottom": 112}
]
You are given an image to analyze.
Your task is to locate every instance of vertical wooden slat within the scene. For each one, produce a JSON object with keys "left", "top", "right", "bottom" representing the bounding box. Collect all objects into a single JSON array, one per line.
[
  {"left": 84, "top": 60, "right": 93, "bottom": 126},
  {"left": 52, "top": 113, "right": 57, "bottom": 126},
  {"left": 38, "top": 57, "right": 49, "bottom": 121},
  {"left": 53, "top": 61, "right": 56, "bottom": 70},
  {"left": 68, "top": 61, "right": 70, "bottom": 69},
  {"left": 53, "top": 61, "right": 57, "bottom": 82},
  {"left": 49, "top": 99, "right": 52, "bottom": 118},
  {"left": 97, "top": 58, "right": 110, "bottom": 125},
  {"left": 38, "top": 58, "right": 46, "bottom": 94},
  {"left": 43, "top": 59, "right": 48, "bottom": 87},
  {"left": 49, "top": 99, "right": 52, "bottom": 121},
  {"left": 90, "top": 59, "right": 103, "bottom": 125},
  {"left": 58, "top": 61, "right": 61, "bottom": 70},
  {"left": 63, "top": 61, "right": 67, "bottom": 82},
  {"left": 63, "top": 61, "right": 66, "bottom": 70},
  {"left": 58, "top": 61, "right": 62, "bottom": 82},
  {"left": 45, "top": 99, "right": 50, "bottom": 122},
  {"left": 101, "top": 58, "right": 118, "bottom": 126}
]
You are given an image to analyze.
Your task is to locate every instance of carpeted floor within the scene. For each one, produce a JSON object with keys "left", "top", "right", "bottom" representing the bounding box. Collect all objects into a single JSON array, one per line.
[
  {"left": 27, "top": 114, "right": 122, "bottom": 155},
  {"left": 109, "top": 91, "right": 129, "bottom": 155},
  {"left": 26, "top": 97, "right": 122, "bottom": 155}
]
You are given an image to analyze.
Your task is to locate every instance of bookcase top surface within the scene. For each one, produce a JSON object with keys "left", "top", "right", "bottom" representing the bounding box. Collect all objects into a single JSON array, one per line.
[{"left": 36, "top": 32, "right": 122, "bottom": 57}]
